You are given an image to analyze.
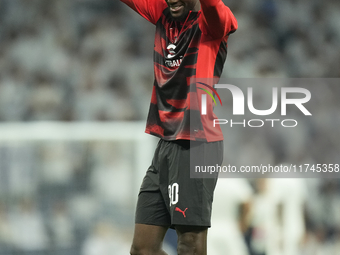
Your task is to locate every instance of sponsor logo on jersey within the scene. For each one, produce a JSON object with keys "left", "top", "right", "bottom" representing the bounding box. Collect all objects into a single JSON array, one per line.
[
  {"left": 167, "top": 44, "right": 177, "bottom": 58},
  {"left": 165, "top": 43, "right": 183, "bottom": 68}
]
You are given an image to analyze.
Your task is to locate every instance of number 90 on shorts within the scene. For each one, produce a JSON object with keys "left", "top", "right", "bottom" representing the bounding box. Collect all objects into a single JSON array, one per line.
[{"left": 168, "top": 183, "right": 179, "bottom": 206}]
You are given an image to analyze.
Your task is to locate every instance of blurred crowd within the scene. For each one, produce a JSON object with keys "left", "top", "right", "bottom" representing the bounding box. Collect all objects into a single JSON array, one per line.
[
  {"left": 0, "top": 0, "right": 339, "bottom": 254},
  {"left": 209, "top": 178, "right": 340, "bottom": 255},
  {"left": 224, "top": 0, "right": 340, "bottom": 78},
  {"left": 0, "top": 0, "right": 152, "bottom": 122},
  {"left": 0, "top": 141, "right": 133, "bottom": 255}
]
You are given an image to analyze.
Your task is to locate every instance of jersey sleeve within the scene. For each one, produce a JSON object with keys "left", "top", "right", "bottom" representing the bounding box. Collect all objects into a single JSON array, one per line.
[
  {"left": 120, "top": 0, "right": 167, "bottom": 25},
  {"left": 199, "top": 0, "right": 238, "bottom": 39}
]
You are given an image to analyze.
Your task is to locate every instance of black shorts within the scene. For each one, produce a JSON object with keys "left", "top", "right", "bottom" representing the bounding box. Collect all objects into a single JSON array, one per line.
[{"left": 135, "top": 139, "right": 223, "bottom": 228}]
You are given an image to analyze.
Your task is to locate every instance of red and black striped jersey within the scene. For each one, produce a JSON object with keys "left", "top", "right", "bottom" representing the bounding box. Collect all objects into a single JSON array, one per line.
[{"left": 121, "top": 0, "right": 237, "bottom": 142}]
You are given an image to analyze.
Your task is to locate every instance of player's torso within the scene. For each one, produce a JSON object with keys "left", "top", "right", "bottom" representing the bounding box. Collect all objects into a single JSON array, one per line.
[
  {"left": 154, "top": 10, "right": 201, "bottom": 89},
  {"left": 146, "top": 9, "right": 226, "bottom": 141}
]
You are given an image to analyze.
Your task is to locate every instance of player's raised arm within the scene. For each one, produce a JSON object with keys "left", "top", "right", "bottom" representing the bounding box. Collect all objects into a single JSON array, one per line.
[
  {"left": 199, "top": 0, "right": 238, "bottom": 39},
  {"left": 119, "top": 0, "right": 167, "bottom": 25}
]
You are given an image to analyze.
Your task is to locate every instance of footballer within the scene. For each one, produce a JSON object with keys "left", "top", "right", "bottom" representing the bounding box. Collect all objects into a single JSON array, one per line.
[{"left": 119, "top": 0, "right": 237, "bottom": 254}]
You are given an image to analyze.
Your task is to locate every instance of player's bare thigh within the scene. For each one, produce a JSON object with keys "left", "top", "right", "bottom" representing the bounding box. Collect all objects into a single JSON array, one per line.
[
  {"left": 176, "top": 225, "right": 208, "bottom": 255},
  {"left": 130, "top": 224, "right": 208, "bottom": 255},
  {"left": 130, "top": 223, "right": 169, "bottom": 255}
]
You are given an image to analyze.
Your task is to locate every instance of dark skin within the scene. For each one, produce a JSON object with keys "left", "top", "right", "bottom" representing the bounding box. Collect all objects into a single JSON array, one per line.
[
  {"left": 166, "top": 0, "right": 200, "bottom": 20},
  {"left": 130, "top": 0, "right": 210, "bottom": 254},
  {"left": 130, "top": 224, "right": 208, "bottom": 255}
]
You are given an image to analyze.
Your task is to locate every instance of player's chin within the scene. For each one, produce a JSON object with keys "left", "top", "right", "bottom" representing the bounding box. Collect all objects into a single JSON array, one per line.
[{"left": 170, "top": 9, "right": 189, "bottom": 21}]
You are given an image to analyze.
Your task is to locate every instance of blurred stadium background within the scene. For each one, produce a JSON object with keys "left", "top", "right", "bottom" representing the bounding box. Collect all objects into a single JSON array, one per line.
[{"left": 0, "top": 0, "right": 339, "bottom": 254}]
